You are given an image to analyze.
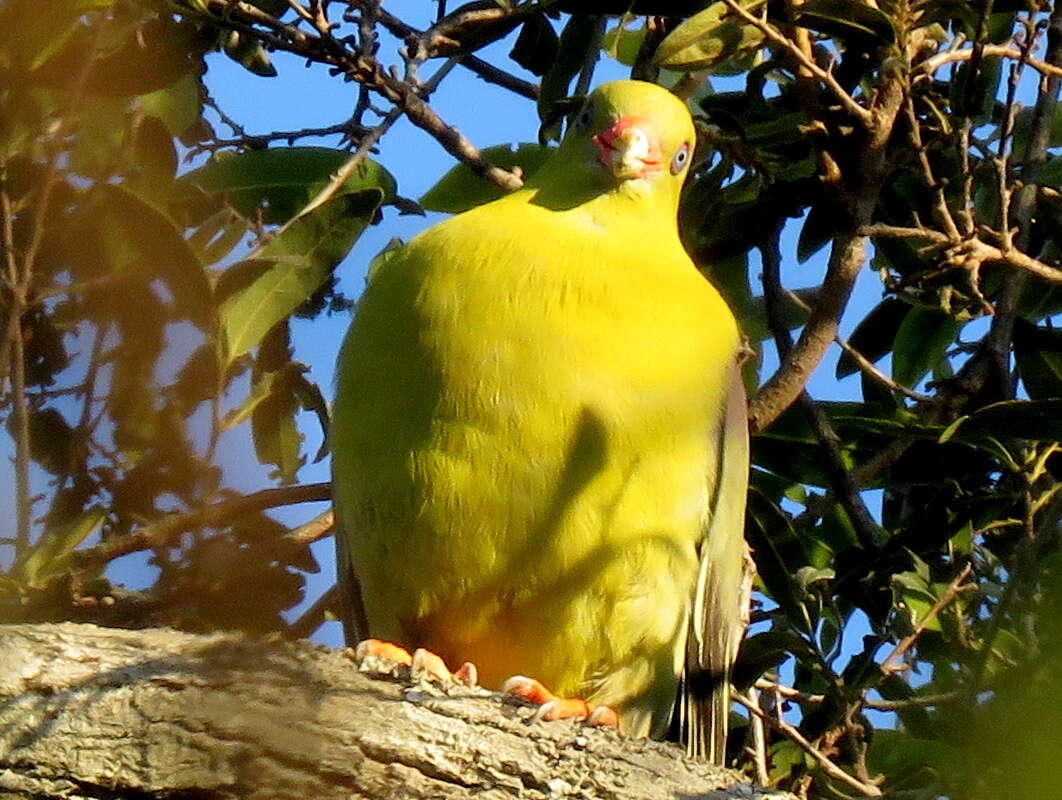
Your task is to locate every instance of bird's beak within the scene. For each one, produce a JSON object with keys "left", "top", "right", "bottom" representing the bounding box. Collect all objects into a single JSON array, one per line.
[{"left": 592, "top": 116, "right": 663, "bottom": 180}]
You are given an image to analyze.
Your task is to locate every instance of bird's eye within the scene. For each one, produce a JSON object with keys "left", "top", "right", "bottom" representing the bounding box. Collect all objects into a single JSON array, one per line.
[
  {"left": 670, "top": 143, "right": 691, "bottom": 174},
  {"left": 575, "top": 105, "right": 593, "bottom": 130}
]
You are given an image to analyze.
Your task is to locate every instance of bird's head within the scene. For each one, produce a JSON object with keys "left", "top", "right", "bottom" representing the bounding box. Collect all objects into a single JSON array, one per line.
[{"left": 530, "top": 80, "right": 697, "bottom": 212}]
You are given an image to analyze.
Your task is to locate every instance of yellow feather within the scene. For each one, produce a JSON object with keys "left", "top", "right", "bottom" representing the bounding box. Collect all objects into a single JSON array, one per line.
[{"left": 332, "top": 80, "right": 746, "bottom": 756}]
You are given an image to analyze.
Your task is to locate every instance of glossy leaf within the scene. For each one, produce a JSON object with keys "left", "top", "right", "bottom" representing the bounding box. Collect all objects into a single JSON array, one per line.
[
  {"left": 1014, "top": 318, "right": 1062, "bottom": 400},
  {"left": 138, "top": 73, "right": 203, "bottom": 137},
  {"left": 793, "top": 0, "right": 896, "bottom": 46},
  {"left": 219, "top": 190, "right": 383, "bottom": 361},
  {"left": 654, "top": 0, "right": 767, "bottom": 71},
  {"left": 953, "top": 399, "right": 1062, "bottom": 442},
  {"left": 892, "top": 306, "right": 962, "bottom": 388},
  {"left": 538, "top": 14, "right": 601, "bottom": 132},
  {"left": 180, "top": 147, "right": 396, "bottom": 225},
  {"left": 19, "top": 508, "right": 106, "bottom": 588},
  {"left": 602, "top": 18, "right": 646, "bottom": 67},
  {"left": 837, "top": 298, "right": 909, "bottom": 379},
  {"left": 420, "top": 143, "right": 552, "bottom": 213}
]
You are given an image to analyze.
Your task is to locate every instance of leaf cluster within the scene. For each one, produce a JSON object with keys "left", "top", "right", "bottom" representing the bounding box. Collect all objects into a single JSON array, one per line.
[{"left": 3, "top": 1, "right": 1062, "bottom": 798}]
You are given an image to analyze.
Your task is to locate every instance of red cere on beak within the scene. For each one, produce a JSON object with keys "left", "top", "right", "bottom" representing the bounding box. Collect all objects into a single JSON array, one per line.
[{"left": 592, "top": 116, "right": 664, "bottom": 180}]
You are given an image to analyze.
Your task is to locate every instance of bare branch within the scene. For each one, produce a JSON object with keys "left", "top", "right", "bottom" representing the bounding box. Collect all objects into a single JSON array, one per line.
[
  {"left": 286, "top": 509, "right": 335, "bottom": 546},
  {"left": 878, "top": 563, "right": 974, "bottom": 675},
  {"left": 733, "top": 691, "right": 883, "bottom": 797},
  {"left": 70, "top": 482, "right": 332, "bottom": 576},
  {"left": 719, "top": 0, "right": 873, "bottom": 126},
  {"left": 917, "top": 43, "right": 1062, "bottom": 80},
  {"left": 759, "top": 231, "right": 880, "bottom": 551},
  {"left": 373, "top": 7, "right": 540, "bottom": 100}
]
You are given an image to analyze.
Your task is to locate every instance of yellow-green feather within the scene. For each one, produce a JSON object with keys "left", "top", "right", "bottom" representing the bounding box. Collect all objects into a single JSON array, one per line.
[{"left": 332, "top": 80, "right": 746, "bottom": 756}]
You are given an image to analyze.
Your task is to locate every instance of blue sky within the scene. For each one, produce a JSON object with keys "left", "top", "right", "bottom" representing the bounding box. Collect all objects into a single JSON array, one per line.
[
  {"left": 193, "top": 10, "right": 890, "bottom": 646},
  {"left": 1, "top": 4, "right": 901, "bottom": 649}
]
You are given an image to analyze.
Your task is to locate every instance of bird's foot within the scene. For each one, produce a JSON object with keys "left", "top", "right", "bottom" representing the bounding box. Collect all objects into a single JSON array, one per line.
[
  {"left": 501, "top": 675, "right": 618, "bottom": 727},
  {"left": 354, "top": 639, "right": 478, "bottom": 687}
]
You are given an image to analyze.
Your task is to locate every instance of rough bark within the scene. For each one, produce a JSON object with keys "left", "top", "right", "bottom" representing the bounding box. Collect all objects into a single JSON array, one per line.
[{"left": 0, "top": 623, "right": 785, "bottom": 800}]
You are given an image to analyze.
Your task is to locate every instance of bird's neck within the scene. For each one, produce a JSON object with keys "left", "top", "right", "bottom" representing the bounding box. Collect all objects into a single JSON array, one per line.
[{"left": 515, "top": 173, "right": 681, "bottom": 241}]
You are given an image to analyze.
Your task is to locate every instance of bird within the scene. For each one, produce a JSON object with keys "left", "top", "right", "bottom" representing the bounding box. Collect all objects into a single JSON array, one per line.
[{"left": 330, "top": 79, "right": 748, "bottom": 764}]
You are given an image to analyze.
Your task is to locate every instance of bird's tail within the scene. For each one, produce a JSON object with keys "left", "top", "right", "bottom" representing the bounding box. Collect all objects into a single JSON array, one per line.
[{"left": 680, "top": 363, "right": 750, "bottom": 764}]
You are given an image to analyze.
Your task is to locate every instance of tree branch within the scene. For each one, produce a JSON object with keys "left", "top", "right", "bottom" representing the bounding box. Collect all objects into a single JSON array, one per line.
[
  {"left": 70, "top": 482, "right": 332, "bottom": 575},
  {"left": 0, "top": 623, "right": 787, "bottom": 800}
]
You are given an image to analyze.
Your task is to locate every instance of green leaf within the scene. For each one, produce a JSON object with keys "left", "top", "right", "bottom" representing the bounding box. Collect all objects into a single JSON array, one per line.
[
  {"left": 654, "top": 0, "right": 767, "bottom": 72},
  {"left": 733, "top": 630, "right": 818, "bottom": 689},
  {"left": 249, "top": 326, "right": 303, "bottom": 483},
  {"left": 741, "top": 286, "right": 820, "bottom": 342},
  {"left": 602, "top": 18, "right": 647, "bottom": 67},
  {"left": 793, "top": 0, "right": 896, "bottom": 47},
  {"left": 0, "top": 0, "right": 96, "bottom": 72},
  {"left": 186, "top": 209, "right": 249, "bottom": 266},
  {"left": 538, "top": 15, "right": 602, "bottom": 132},
  {"left": 869, "top": 730, "right": 958, "bottom": 779},
  {"left": 19, "top": 507, "right": 107, "bottom": 588},
  {"left": 836, "top": 298, "right": 909, "bottom": 379},
  {"left": 892, "top": 306, "right": 962, "bottom": 388},
  {"left": 131, "top": 114, "right": 178, "bottom": 193},
  {"left": 1012, "top": 105, "right": 1062, "bottom": 157},
  {"left": 365, "top": 238, "right": 406, "bottom": 284},
  {"left": 222, "top": 29, "right": 277, "bottom": 77},
  {"left": 180, "top": 147, "right": 396, "bottom": 225},
  {"left": 420, "top": 143, "right": 552, "bottom": 213},
  {"left": 954, "top": 399, "right": 1062, "bottom": 442},
  {"left": 96, "top": 184, "right": 213, "bottom": 327},
  {"left": 509, "top": 14, "right": 558, "bottom": 76},
  {"left": 219, "top": 190, "right": 383, "bottom": 361},
  {"left": 797, "top": 202, "right": 833, "bottom": 263},
  {"left": 1014, "top": 317, "right": 1062, "bottom": 399},
  {"left": 138, "top": 73, "right": 203, "bottom": 137}
]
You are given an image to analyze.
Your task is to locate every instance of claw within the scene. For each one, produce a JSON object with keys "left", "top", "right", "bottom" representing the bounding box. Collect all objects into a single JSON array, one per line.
[
  {"left": 355, "top": 639, "right": 414, "bottom": 676},
  {"left": 355, "top": 640, "right": 479, "bottom": 688},
  {"left": 454, "top": 661, "right": 478, "bottom": 687},
  {"left": 411, "top": 648, "right": 454, "bottom": 684},
  {"left": 502, "top": 675, "right": 618, "bottom": 728}
]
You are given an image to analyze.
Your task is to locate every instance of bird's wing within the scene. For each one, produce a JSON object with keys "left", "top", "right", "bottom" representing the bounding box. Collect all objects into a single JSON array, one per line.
[
  {"left": 681, "top": 360, "right": 749, "bottom": 764},
  {"left": 332, "top": 505, "right": 369, "bottom": 646}
]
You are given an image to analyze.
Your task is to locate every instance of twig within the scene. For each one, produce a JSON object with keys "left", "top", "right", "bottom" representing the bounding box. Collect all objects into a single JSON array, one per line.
[
  {"left": 70, "top": 482, "right": 332, "bottom": 575},
  {"left": 754, "top": 678, "right": 961, "bottom": 710},
  {"left": 917, "top": 43, "right": 1062, "bottom": 80},
  {"left": 182, "top": 0, "right": 523, "bottom": 192},
  {"left": 749, "top": 55, "right": 905, "bottom": 432},
  {"left": 287, "top": 584, "right": 338, "bottom": 638},
  {"left": 903, "top": 76, "right": 962, "bottom": 241},
  {"left": 879, "top": 563, "right": 974, "bottom": 675},
  {"left": 373, "top": 7, "right": 539, "bottom": 100},
  {"left": 732, "top": 691, "right": 883, "bottom": 796},
  {"left": 760, "top": 231, "right": 880, "bottom": 551},
  {"left": 296, "top": 56, "right": 460, "bottom": 220},
  {"left": 190, "top": 119, "right": 372, "bottom": 155},
  {"left": 782, "top": 287, "right": 932, "bottom": 402},
  {"left": 719, "top": 0, "right": 873, "bottom": 126},
  {"left": 746, "top": 685, "right": 770, "bottom": 787},
  {"left": 285, "top": 509, "right": 334, "bottom": 545},
  {"left": 862, "top": 224, "right": 1062, "bottom": 284}
]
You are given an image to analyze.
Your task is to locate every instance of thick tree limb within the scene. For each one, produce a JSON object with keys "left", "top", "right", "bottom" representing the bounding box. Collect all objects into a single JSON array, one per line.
[{"left": 0, "top": 623, "right": 788, "bottom": 800}]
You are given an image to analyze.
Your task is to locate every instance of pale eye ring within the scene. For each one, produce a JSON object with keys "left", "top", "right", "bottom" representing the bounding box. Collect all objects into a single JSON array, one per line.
[{"left": 671, "top": 143, "right": 691, "bottom": 174}]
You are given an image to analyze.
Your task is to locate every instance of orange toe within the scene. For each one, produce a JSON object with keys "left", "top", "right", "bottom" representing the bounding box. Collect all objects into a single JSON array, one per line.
[
  {"left": 501, "top": 675, "right": 618, "bottom": 728},
  {"left": 356, "top": 640, "right": 478, "bottom": 688},
  {"left": 355, "top": 639, "right": 414, "bottom": 667}
]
